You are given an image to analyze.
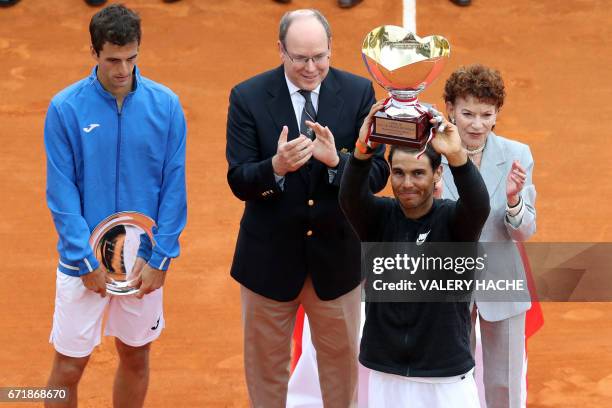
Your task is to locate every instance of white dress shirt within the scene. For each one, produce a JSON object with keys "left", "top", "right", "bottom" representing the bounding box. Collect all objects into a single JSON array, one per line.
[
  {"left": 273, "top": 75, "right": 336, "bottom": 189},
  {"left": 285, "top": 73, "right": 320, "bottom": 129}
]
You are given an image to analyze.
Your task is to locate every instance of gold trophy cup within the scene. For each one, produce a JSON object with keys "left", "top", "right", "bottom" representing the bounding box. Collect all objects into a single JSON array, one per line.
[{"left": 362, "top": 26, "right": 450, "bottom": 149}]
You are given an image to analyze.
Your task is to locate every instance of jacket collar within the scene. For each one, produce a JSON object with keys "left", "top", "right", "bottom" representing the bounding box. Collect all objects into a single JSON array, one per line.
[
  {"left": 442, "top": 132, "right": 506, "bottom": 199},
  {"left": 90, "top": 65, "right": 141, "bottom": 101},
  {"left": 266, "top": 66, "right": 343, "bottom": 137}
]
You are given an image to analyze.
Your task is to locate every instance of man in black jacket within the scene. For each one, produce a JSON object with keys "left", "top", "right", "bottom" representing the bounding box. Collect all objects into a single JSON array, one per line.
[
  {"left": 225, "top": 9, "right": 389, "bottom": 408},
  {"left": 332, "top": 101, "right": 489, "bottom": 407}
]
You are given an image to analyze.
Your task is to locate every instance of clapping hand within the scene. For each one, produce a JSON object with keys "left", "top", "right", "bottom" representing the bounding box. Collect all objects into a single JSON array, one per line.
[
  {"left": 506, "top": 160, "right": 527, "bottom": 206},
  {"left": 305, "top": 120, "right": 339, "bottom": 168},
  {"left": 272, "top": 126, "right": 314, "bottom": 176}
]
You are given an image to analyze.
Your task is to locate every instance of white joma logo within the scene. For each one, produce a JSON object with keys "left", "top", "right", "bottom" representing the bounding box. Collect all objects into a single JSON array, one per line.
[{"left": 83, "top": 123, "right": 100, "bottom": 133}]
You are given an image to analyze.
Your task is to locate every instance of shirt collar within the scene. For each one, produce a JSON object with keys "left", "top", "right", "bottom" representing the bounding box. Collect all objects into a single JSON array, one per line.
[{"left": 284, "top": 73, "right": 321, "bottom": 96}]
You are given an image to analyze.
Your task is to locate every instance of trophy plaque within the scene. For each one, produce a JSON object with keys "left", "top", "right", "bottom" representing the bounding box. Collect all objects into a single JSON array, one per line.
[
  {"left": 89, "top": 212, "right": 155, "bottom": 296},
  {"left": 362, "top": 26, "right": 450, "bottom": 149}
]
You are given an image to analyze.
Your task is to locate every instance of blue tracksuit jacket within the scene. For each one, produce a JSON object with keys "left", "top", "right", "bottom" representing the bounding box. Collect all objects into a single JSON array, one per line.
[{"left": 44, "top": 66, "right": 187, "bottom": 276}]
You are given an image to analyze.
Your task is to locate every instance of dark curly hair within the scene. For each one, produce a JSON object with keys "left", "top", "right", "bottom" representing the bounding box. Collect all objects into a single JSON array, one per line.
[
  {"left": 388, "top": 144, "right": 441, "bottom": 171},
  {"left": 90, "top": 4, "right": 141, "bottom": 55},
  {"left": 443, "top": 64, "right": 505, "bottom": 109}
]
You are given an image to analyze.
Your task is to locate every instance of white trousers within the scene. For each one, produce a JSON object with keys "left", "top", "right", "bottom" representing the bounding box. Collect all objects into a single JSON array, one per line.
[
  {"left": 368, "top": 369, "right": 480, "bottom": 408},
  {"left": 288, "top": 305, "right": 494, "bottom": 407}
]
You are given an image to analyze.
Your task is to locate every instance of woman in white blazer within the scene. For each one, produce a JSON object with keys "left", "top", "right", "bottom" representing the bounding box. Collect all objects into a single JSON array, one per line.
[{"left": 441, "top": 64, "right": 537, "bottom": 408}]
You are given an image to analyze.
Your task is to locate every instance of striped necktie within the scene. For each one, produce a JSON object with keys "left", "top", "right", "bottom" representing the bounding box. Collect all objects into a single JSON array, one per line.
[{"left": 298, "top": 89, "right": 317, "bottom": 139}]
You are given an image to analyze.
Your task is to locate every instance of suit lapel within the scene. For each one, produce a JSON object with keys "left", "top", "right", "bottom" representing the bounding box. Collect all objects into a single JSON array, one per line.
[
  {"left": 316, "top": 69, "right": 344, "bottom": 130},
  {"left": 441, "top": 155, "right": 458, "bottom": 200},
  {"left": 266, "top": 66, "right": 300, "bottom": 141},
  {"left": 441, "top": 132, "right": 505, "bottom": 199},
  {"left": 479, "top": 133, "right": 505, "bottom": 199},
  {"left": 308, "top": 70, "right": 344, "bottom": 193}
]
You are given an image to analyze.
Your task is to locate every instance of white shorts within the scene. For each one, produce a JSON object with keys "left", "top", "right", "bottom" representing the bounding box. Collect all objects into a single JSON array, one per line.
[
  {"left": 49, "top": 270, "right": 165, "bottom": 358},
  {"left": 368, "top": 368, "right": 480, "bottom": 408}
]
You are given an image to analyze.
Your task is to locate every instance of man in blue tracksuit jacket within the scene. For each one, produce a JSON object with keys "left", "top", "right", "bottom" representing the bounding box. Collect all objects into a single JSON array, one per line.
[{"left": 43, "top": 5, "right": 186, "bottom": 407}]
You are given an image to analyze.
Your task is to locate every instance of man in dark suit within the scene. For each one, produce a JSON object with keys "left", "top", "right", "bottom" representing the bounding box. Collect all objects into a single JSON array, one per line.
[{"left": 226, "top": 9, "right": 389, "bottom": 408}]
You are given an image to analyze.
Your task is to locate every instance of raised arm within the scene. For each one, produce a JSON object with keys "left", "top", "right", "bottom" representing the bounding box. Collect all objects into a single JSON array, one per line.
[
  {"left": 328, "top": 84, "right": 389, "bottom": 193},
  {"left": 449, "top": 160, "right": 491, "bottom": 241},
  {"left": 427, "top": 114, "right": 490, "bottom": 241},
  {"left": 338, "top": 101, "right": 390, "bottom": 240}
]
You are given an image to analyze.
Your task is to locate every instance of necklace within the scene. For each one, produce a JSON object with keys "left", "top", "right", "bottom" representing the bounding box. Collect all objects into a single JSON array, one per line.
[{"left": 464, "top": 144, "right": 485, "bottom": 156}]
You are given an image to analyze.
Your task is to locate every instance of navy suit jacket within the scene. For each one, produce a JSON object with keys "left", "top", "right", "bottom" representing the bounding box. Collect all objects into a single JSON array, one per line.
[{"left": 226, "top": 65, "right": 389, "bottom": 301}]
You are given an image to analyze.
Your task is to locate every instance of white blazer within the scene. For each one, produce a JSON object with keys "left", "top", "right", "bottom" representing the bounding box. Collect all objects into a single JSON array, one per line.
[{"left": 442, "top": 132, "right": 537, "bottom": 321}]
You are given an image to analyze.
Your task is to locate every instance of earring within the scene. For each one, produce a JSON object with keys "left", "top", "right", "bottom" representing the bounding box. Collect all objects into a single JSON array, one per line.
[{"left": 450, "top": 117, "right": 455, "bottom": 124}]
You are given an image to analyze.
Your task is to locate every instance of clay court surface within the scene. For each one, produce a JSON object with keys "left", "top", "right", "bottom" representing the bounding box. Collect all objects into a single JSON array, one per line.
[{"left": 1, "top": 0, "right": 611, "bottom": 406}]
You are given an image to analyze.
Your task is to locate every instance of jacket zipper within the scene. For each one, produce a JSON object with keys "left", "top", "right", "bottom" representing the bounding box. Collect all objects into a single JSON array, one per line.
[
  {"left": 115, "top": 107, "right": 122, "bottom": 212},
  {"left": 115, "top": 97, "right": 128, "bottom": 212},
  {"left": 404, "top": 332, "right": 410, "bottom": 376}
]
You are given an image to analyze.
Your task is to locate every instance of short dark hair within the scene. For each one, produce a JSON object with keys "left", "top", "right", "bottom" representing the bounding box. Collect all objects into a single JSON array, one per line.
[
  {"left": 279, "top": 9, "right": 331, "bottom": 48},
  {"left": 90, "top": 4, "right": 141, "bottom": 55},
  {"left": 443, "top": 64, "right": 505, "bottom": 109},
  {"left": 388, "top": 144, "right": 441, "bottom": 171}
]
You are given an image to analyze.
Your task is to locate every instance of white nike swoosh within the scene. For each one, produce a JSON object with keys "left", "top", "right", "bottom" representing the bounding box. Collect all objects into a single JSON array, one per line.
[{"left": 83, "top": 124, "right": 100, "bottom": 133}]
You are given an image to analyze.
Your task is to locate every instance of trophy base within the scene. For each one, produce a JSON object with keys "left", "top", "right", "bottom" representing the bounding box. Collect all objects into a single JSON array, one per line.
[
  {"left": 107, "top": 279, "right": 139, "bottom": 296},
  {"left": 370, "top": 110, "right": 432, "bottom": 149}
]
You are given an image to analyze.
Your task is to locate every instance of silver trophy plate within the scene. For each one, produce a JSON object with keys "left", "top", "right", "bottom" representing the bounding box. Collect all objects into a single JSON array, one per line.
[{"left": 89, "top": 212, "right": 156, "bottom": 296}]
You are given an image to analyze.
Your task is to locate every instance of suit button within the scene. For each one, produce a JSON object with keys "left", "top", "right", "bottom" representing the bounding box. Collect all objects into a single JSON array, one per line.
[
  {"left": 308, "top": 199, "right": 314, "bottom": 207},
  {"left": 306, "top": 230, "right": 313, "bottom": 237}
]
